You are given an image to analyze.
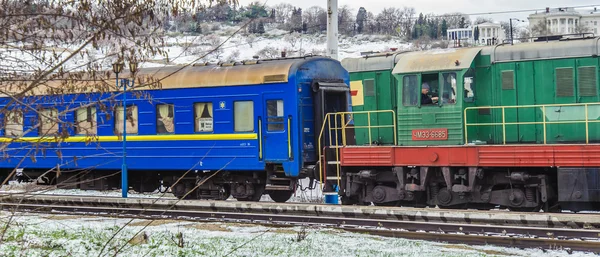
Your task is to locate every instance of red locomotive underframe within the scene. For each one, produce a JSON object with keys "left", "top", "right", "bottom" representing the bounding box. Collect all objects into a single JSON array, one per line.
[{"left": 339, "top": 144, "right": 600, "bottom": 167}]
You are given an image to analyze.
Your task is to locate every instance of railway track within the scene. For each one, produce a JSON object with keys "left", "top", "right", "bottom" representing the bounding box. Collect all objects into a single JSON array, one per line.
[{"left": 1, "top": 194, "right": 600, "bottom": 253}]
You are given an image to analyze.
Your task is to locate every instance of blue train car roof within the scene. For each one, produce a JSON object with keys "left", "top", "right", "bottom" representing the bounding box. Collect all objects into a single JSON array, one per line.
[{"left": 2, "top": 56, "right": 336, "bottom": 96}]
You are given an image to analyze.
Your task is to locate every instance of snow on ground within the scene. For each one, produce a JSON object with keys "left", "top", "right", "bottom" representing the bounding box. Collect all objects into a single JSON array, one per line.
[
  {"left": 0, "top": 211, "right": 594, "bottom": 257},
  {"left": 0, "top": 178, "right": 325, "bottom": 203}
]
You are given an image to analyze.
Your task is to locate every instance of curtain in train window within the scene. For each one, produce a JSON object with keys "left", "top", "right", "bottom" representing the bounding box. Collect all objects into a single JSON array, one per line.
[
  {"left": 76, "top": 107, "right": 97, "bottom": 135},
  {"left": 234, "top": 101, "right": 254, "bottom": 132},
  {"left": 115, "top": 106, "right": 138, "bottom": 134},
  {"left": 39, "top": 108, "right": 59, "bottom": 136},
  {"left": 194, "top": 102, "right": 213, "bottom": 132},
  {"left": 441, "top": 72, "right": 457, "bottom": 104},
  {"left": 5, "top": 111, "right": 23, "bottom": 137},
  {"left": 402, "top": 75, "right": 418, "bottom": 106},
  {"left": 157, "top": 104, "right": 175, "bottom": 134}
]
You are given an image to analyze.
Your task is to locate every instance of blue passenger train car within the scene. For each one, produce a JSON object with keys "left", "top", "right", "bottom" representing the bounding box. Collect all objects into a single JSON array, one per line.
[{"left": 0, "top": 56, "right": 350, "bottom": 202}]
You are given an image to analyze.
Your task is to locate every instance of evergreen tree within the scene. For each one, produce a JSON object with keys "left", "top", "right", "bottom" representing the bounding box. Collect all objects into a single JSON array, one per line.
[
  {"left": 356, "top": 7, "right": 367, "bottom": 34},
  {"left": 441, "top": 19, "right": 448, "bottom": 39},
  {"left": 412, "top": 23, "right": 419, "bottom": 39},
  {"left": 474, "top": 26, "right": 480, "bottom": 41},
  {"left": 256, "top": 20, "right": 265, "bottom": 34}
]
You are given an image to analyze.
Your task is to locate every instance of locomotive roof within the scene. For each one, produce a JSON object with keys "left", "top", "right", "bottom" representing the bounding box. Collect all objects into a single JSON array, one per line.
[
  {"left": 0, "top": 56, "right": 331, "bottom": 96},
  {"left": 341, "top": 51, "right": 409, "bottom": 73},
  {"left": 392, "top": 47, "right": 483, "bottom": 74},
  {"left": 484, "top": 37, "right": 600, "bottom": 63}
]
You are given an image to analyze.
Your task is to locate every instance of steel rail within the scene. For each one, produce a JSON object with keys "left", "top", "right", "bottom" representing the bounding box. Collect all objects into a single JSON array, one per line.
[{"left": 1, "top": 201, "right": 600, "bottom": 253}]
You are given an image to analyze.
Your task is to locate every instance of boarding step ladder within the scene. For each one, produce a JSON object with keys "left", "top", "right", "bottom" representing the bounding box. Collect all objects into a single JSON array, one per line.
[
  {"left": 265, "top": 164, "right": 296, "bottom": 191},
  {"left": 320, "top": 146, "right": 342, "bottom": 193}
]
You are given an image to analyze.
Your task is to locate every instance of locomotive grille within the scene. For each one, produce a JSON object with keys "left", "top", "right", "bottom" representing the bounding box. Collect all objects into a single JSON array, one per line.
[
  {"left": 556, "top": 67, "right": 574, "bottom": 97},
  {"left": 501, "top": 70, "right": 514, "bottom": 90},
  {"left": 577, "top": 66, "right": 597, "bottom": 97}
]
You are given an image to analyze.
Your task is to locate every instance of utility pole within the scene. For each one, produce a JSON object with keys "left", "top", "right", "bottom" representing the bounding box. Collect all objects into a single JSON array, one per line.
[{"left": 326, "top": 0, "right": 338, "bottom": 60}]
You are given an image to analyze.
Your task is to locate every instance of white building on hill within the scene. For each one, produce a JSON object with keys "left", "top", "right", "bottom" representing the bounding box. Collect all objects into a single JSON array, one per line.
[
  {"left": 528, "top": 7, "right": 600, "bottom": 35},
  {"left": 447, "top": 22, "right": 505, "bottom": 46}
]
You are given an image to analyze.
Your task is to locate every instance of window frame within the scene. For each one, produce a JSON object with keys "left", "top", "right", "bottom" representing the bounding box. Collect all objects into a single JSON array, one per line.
[
  {"left": 4, "top": 110, "right": 23, "bottom": 138},
  {"left": 266, "top": 99, "right": 284, "bottom": 132},
  {"left": 114, "top": 105, "right": 139, "bottom": 135},
  {"left": 193, "top": 102, "right": 214, "bottom": 133},
  {"left": 420, "top": 72, "right": 440, "bottom": 107},
  {"left": 402, "top": 75, "right": 419, "bottom": 107},
  {"left": 233, "top": 100, "right": 255, "bottom": 132},
  {"left": 156, "top": 104, "right": 175, "bottom": 134},
  {"left": 38, "top": 108, "right": 59, "bottom": 136},
  {"left": 440, "top": 72, "right": 458, "bottom": 105},
  {"left": 75, "top": 106, "right": 97, "bottom": 135}
]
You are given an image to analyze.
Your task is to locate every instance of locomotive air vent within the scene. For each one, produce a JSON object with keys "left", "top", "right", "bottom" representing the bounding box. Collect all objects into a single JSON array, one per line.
[{"left": 263, "top": 74, "right": 287, "bottom": 83}]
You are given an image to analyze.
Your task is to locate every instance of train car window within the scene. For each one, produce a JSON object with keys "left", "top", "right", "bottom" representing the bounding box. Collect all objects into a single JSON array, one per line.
[
  {"left": 402, "top": 75, "right": 418, "bottom": 106},
  {"left": 157, "top": 104, "right": 175, "bottom": 134},
  {"left": 5, "top": 111, "right": 23, "bottom": 137},
  {"left": 441, "top": 72, "right": 457, "bottom": 104},
  {"left": 75, "top": 107, "right": 97, "bottom": 135},
  {"left": 267, "top": 100, "right": 284, "bottom": 131},
  {"left": 39, "top": 108, "right": 59, "bottom": 136},
  {"left": 464, "top": 69, "right": 475, "bottom": 102},
  {"left": 115, "top": 105, "right": 138, "bottom": 134},
  {"left": 194, "top": 102, "right": 213, "bottom": 132},
  {"left": 234, "top": 101, "right": 254, "bottom": 132},
  {"left": 421, "top": 73, "right": 439, "bottom": 105}
]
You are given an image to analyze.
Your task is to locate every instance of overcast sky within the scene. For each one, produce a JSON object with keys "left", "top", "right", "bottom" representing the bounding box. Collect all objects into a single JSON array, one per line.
[{"left": 238, "top": 0, "right": 600, "bottom": 26}]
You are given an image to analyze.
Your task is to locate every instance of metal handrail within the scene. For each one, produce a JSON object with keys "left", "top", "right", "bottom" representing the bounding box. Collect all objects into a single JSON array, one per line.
[
  {"left": 464, "top": 103, "right": 600, "bottom": 145},
  {"left": 317, "top": 110, "right": 397, "bottom": 187}
]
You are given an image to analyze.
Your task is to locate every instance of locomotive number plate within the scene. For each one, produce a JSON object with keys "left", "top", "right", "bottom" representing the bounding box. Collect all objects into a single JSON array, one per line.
[{"left": 412, "top": 128, "right": 448, "bottom": 141}]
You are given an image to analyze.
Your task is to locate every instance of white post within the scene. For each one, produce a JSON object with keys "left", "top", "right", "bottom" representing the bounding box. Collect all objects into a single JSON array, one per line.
[{"left": 326, "top": 0, "right": 338, "bottom": 60}]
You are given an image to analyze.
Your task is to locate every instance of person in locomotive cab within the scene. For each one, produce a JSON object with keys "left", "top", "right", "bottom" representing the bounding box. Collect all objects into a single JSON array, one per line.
[{"left": 421, "top": 82, "right": 438, "bottom": 105}]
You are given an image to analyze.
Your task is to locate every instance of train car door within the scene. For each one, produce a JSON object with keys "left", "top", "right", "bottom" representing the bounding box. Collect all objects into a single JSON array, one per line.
[{"left": 261, "top": 93, "right": 288, "bottom": 161}]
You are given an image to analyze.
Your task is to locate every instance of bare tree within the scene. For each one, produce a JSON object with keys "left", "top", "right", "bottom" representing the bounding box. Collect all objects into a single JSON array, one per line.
[
  {"left": 338, "top": 5, "right": 354, "bottom": 35},
  {"left": 246, "top": 34, "right": 257, "bottom": 48},
  {"left": 284, "top": 32, "right": 301, "bottom": 48},
  {"left": 531, "top": 20, "right": 551, "bottom": 36},
  {"left": 273, "top": 3, "right": 295, "bottom": 25},
  {"left": 442, "top": 12, "right": 471, "bottom": 29},
  {"left": 575, "top": 23, "right": 591, "bottom": 34},
  {"left": 303, "top": 6, "right": 327, "bottom": 34},
  {"left": 375, "top": 8, "right": 401, "bottom": 36},
  {"left": 398, "top": 7, "right": 416, "bottom": 40},
  {"left": 474, "top": 17, "right": 494, "bottom": 25}
]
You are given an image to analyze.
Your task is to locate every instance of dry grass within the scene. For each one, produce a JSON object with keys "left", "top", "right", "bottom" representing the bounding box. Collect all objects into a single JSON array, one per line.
[{"left": 129, "top": 219, "right": 181, "bottom": 227}]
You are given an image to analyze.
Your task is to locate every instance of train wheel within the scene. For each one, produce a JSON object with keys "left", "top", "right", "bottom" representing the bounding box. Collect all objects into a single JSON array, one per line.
[
  {"left": 236, "top": 184, "right": 265, "bottom": 202},
  {"left": 268, "top": 190, "right": 294, "bottom": 203}
]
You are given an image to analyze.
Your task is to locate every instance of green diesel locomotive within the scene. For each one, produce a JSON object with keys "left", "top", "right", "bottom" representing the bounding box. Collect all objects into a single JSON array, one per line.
[{"left": 329, "top": 36, "right": 600, "bottom": 211}]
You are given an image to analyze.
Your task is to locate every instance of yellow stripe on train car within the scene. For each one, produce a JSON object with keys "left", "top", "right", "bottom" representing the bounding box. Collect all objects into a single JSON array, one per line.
[{"left": 0, "top": 133, "right": 258, "bottom": 143}]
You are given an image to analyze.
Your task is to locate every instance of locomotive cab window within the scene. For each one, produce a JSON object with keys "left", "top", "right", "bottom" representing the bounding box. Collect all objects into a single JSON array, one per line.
[
  {"left": 421, "top": 73, "right": 439, "bottom": 106},
  {"left": 234, "top": 101, "right": 254, "bottom": 132},
  {"left": 402, "top": 75, "right": 419, "bottom": 106},
  {"left": 157, "top": 104, "right": 175, "bottom": 134},
  {"left": 441, "top": 72, "right": 457, "bottom": 104},
  {"left": 39, "top": 108, "right": 59, "bottom": 136},
  {"left": 194, "top": 102, "right": 213, "bottom": 132},
  {"left": 5, "top": 110, "right": 23, "bottom": 137},
  {"left": 266, "top": 100, "right": 284, "bottom": 131},
  {"left": 75, "top": 107, "right": 97, "bottom": 135},
  {"left": 464, "top": 69, "right": 476, "bottom": 102},
  {"left": 115, "top": 105, "right": 138, "bottom": 135}
]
